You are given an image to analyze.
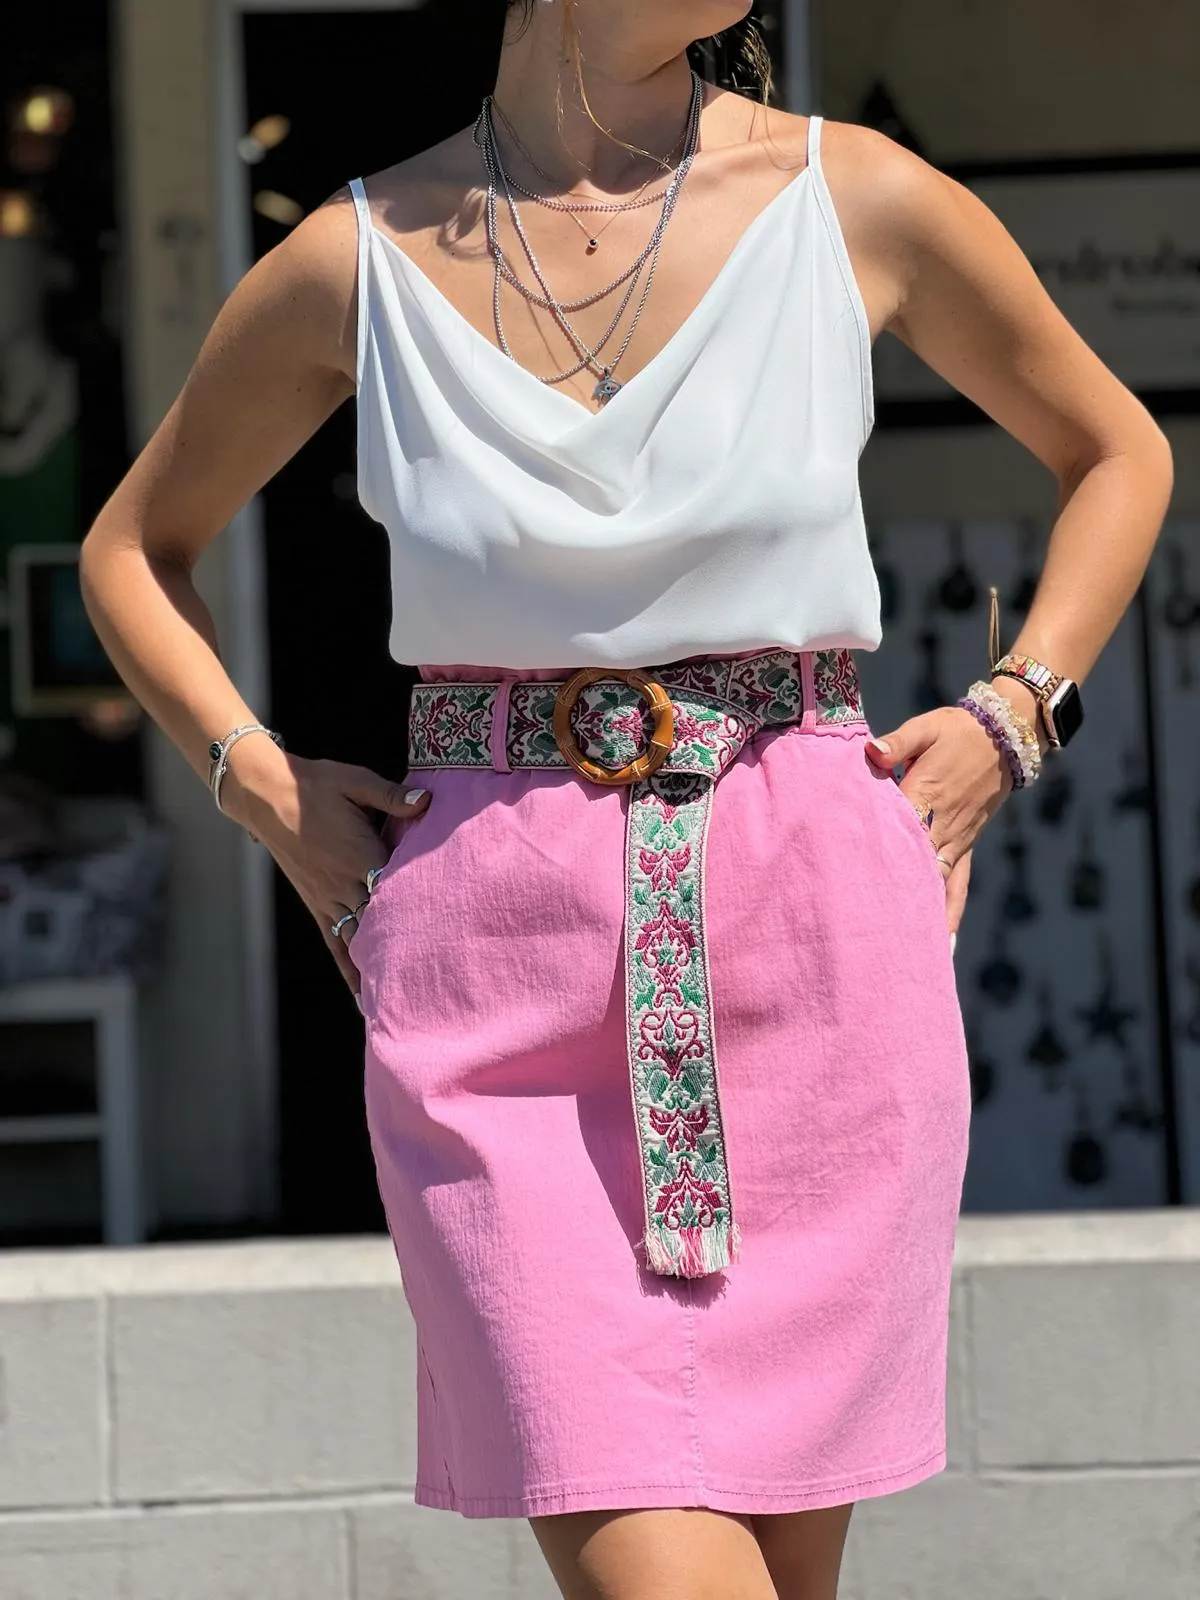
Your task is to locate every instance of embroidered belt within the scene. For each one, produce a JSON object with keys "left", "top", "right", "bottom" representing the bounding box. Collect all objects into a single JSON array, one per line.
[{"left": 407, "top": 648, "right": 867, "bottom": 1278}]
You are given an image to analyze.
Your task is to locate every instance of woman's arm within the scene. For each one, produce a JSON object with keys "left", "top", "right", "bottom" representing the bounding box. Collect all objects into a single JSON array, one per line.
[
  {"left": 80, "top": 191, "right": 430, "bottom": 996},
  {"left": 846, "top": 127, "right": 1175, "bottom": 930}
]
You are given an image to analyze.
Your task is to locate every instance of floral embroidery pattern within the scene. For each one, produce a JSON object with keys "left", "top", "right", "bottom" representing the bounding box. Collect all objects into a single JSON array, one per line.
[
  {"left": 507, "top": 685, "right": 563, "bottom": 767},
  {"left": 406, "top": 650, "right": 863, "bottom": 1277},
  {"left": 812, "top": 649, "right": 865, "bottom": 724},
  {"left": 724, "top": 651, "right": 806, "bottom": 723},
  {"left": 626, "top": 772, "right": 740, "bottom": 1277},
  {"left": 408, "top": 686, "right": 493, "bottom": 766}
]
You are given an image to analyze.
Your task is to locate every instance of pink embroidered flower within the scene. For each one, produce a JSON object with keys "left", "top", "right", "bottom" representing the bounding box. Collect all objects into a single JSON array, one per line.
[
  {"left": 654, "top": 1156, "right": 724, "bottom": 1231},
  {"left": 648, "top": 1103, "right": 710, "bottom": 1149},
  {"left": 638, "top": 842, "right": 692, "bottom": 892},
  {"left": 637, "top": 1006, "right": 704, "bottom": 1078},
  {"left": 634, "top": 900, "right": 698, "bottom": 975}
]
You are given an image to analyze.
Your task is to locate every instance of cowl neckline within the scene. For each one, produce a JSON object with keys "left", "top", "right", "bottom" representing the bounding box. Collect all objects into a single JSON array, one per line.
[{"left": 368, "top": 162, "right": 813, "bottom": 432}]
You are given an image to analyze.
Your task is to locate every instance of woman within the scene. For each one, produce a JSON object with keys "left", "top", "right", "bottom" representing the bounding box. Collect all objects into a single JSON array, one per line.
[{"left": 80, "top": 2, "right": 1172, "bottom": 1596}]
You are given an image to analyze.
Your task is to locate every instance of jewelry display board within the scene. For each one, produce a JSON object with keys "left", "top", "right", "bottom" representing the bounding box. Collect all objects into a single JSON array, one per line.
[{"left": 856, "top": 516, "right": 1173, "bottom": 1210}]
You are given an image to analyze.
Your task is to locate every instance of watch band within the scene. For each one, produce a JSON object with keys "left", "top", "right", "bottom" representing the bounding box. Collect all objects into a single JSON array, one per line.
[{"left": 991, "top": 652, "right": 1064, "bottom": 701}]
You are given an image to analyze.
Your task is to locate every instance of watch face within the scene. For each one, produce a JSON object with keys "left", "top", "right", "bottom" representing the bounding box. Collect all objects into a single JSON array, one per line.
[{"left": 1046, "top": 681, "right": 1084, "bottom": 747}]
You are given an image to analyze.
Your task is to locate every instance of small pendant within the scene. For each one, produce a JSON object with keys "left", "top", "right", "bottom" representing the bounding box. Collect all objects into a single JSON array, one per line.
[
  {"left": 586, "top": 237, "right": 599, "bottom": 252},
  {"left": 593, "top": 370, "right": 622, "bottom": 404}
]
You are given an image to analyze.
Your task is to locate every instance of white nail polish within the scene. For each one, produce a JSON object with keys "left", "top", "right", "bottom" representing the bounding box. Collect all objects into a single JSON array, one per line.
[
  {"left": 403, "top": 788, "right": 428, "bottom": 806},
  {"left": 949, "top": 932, "right": 957, "bottom": 956}
]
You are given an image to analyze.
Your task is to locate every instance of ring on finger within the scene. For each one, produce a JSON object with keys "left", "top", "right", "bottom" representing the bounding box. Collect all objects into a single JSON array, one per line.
[
  {"left": 935, "top": 853, "right": 953, "bottom": 873},
  {"left": 331, "top": 909, "right": 358, "bottom": 940},
  {"left": 911, "top": 799, "right": 935, "bottom": 832},
  {"left": 365, "top": 865, "right": 385, "bottom": 896}
]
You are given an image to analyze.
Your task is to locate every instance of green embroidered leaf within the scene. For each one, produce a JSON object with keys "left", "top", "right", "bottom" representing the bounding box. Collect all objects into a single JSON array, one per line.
[
  {"left": 634, "top": 976, "right": 656, "bottom": 1010},
  {"left": 648, "top": 1068, "right": 670, "bottom": 1102}
]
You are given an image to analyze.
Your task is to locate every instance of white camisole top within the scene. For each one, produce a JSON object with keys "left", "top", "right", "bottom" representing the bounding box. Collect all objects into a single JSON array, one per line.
[{"left": 349, "top": 112, "right": 879, "bottom": 671}]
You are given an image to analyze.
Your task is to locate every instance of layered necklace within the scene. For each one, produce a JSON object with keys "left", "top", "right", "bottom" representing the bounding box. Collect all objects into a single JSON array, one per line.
[{"left": 471, "top": 70, "right": 704, "bottom": 407}]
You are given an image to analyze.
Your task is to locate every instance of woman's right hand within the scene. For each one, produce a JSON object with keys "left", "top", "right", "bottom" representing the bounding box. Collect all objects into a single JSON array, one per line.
[{"left": 219, "top": 737, "right": 432, "bottom": 999}]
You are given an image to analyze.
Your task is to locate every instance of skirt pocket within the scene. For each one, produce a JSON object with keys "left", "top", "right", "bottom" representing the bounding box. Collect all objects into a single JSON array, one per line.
[
  {"left": 346, "top": 810, "right": 419, "bottom": 968},
  {"left": 863, "top": 743, "right": 951, "bottom": 906}
]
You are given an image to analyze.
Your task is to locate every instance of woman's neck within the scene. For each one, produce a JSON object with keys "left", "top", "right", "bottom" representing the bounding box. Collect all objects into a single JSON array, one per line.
[{"left": 491, "top": 17, "right": 698, "bottom": 194}]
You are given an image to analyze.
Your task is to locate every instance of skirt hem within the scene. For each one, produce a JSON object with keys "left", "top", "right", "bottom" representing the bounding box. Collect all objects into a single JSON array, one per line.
[{"left": 413, "top": 1442, "right": 947, "bottom": 1520}]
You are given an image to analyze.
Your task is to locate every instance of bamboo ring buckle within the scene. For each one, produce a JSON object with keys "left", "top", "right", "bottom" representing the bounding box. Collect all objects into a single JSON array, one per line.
[{"left": 552, "top": 668, "right": 675, "bottom": 786}]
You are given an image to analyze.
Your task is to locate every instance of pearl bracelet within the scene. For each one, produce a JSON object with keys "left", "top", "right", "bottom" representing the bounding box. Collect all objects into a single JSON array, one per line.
[{"left": 956, "top": 681, "right": 1042, "bottom": 790}]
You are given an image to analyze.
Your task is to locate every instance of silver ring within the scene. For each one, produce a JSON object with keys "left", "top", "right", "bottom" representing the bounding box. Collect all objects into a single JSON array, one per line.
[
  {"left": 365, "top": 866, "right": 385, "bottom": 896},
  {"left": 330, "top": 910, "right": 358, "bottom": 940},
  {"left": 935, "top": 853, "right": 953, "bottom": 872}
]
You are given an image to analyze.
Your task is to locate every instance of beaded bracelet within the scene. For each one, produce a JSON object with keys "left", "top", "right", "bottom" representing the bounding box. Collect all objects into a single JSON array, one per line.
[{"left": 956, "top": 681, "right": 1042, "bottom": 790}]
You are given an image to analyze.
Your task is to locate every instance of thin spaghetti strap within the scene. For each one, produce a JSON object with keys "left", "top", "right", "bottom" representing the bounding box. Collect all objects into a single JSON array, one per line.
[
  {"left": 347, "top": 177, "right": 372, "bottom": 390},
  {"left": 804, "top": 114, "right": 874, "bottom": 442},
  {"left": 806, "top": 113, "right": 823, "bottom": 176}
]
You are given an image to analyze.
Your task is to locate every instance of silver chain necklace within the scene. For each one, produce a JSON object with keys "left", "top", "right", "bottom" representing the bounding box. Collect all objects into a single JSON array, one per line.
[
  {"left": 472, "top": 71, "right": 704, "bottom": 405},
  {"left": 487, "top": 95, "right": 684, "bottom": 254}
]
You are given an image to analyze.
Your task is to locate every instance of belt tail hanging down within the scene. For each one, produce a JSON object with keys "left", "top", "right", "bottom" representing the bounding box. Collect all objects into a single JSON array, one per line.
[
  {"left": 405, "top": 651, "right": 864, "bottom": 1281},
  {"left": 624, "top": 770, "right": 740, "bottom": 1278}
]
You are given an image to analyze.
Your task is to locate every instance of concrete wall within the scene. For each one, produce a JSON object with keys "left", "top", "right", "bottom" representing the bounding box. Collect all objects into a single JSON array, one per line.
[{"left": 1, "top": 1212, "right": 1198, "bottom": 1599}]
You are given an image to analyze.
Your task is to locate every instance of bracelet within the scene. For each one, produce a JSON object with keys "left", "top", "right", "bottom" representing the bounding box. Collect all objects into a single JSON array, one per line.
[
  {"left": 956, "top": 681, "right": 1042, "bottom": 790},
  {"left": 208, "top": 723, "right": 285, "bottom": 839}
]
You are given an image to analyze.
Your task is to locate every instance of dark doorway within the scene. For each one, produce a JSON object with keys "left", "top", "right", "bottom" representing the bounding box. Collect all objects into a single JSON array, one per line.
[{"left": 241, "top": 3, "right": 503, "bottom": 1235}]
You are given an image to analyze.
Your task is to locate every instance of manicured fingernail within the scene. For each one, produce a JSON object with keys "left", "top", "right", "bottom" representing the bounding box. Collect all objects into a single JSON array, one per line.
[
  {"left": 949, "top": 932, "right": 957, "bottom": 956},
  {"left": 866, "top": 738, "right": 891, "bottom": 756},
  {"left": 354, "top": 992, "right": 365, "bottom": 1015},
  {"left": 403, "top": 788, "right": 429, "bottom": 805}
]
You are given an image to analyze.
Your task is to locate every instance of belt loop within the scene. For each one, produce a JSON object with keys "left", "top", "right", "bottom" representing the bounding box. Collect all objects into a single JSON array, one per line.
[
  {"left": 799, "top": 652, "right": 818, "bottom": 730},
  {"left": 490, "top": 679, "right": 513, "bottom": 772}
]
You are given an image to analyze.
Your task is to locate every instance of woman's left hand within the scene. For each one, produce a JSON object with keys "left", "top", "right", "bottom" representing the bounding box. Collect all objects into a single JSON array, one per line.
[{"left": 865, "top": 706, "right": 1013, "bottom": 936}]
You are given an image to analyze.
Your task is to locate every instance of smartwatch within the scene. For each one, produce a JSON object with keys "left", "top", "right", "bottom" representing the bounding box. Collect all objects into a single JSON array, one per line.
[{"left": 991, "top": 653, "right": 1084, "bottom": 750}]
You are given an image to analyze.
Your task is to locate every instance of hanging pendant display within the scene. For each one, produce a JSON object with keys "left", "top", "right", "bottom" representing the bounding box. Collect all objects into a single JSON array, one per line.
[
  {"left": 935, "top": 521, "right": 979, "bottom": 614},
  {"left": 1111, "top": 743, "right": 1151, "bottom": 814},
  {"left": 1025, "top": 980, "right": 1070, "bottom": 1093},
  {"left": 964, "top": 1012, "right": 997, "bottom": 1108},
  {"left": 1001, "top": 809, "right": 1037, "bottom": 924},
  {"left": 1068, "top": 813, "right": 1105, "bottom": 911},
  {"left": 1064, "top": 1072, "right": 1108, "bottom": 1187},
  {"left": 1111, "top": 1044, "right": 1162, "bottom": 1134},
  {"left": 1074, "top": 930, "right": 1138, "bottom": 1050},
  {"left": 977, "top": 921, "right": 1023, "bottom": 1006},
  {"left": 1161, "top": 541, "right": 1200, "bottom": 690},
  {"left": 1036, "top": 765, "right": 1074, "bottom": 828},
  {"left": 1007, "top": 517, "right": 1041, "bottom": 615},
  {"left": 912, "top": 626, "right": 949, "bottom": 715}
]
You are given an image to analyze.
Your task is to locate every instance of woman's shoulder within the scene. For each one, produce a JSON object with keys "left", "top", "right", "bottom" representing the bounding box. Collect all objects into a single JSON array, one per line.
[{"left": 348, "top": 126, "right": 484, "bottom": 267}]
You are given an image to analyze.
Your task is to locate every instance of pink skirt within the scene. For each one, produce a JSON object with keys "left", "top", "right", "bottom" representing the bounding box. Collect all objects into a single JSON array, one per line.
[{"left": 349, "top": 655, "right": 970, "bottom": 1519}]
